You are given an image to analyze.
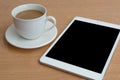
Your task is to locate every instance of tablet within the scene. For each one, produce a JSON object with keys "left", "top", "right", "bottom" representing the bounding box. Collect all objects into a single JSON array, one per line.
[{"left": 40, "top": 17, "right": 120, "bottom": 80}]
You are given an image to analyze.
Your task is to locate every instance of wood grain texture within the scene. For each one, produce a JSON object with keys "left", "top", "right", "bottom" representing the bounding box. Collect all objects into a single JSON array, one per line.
[{"left": 0, "top": 0, "right": 120, "bottom": 80}]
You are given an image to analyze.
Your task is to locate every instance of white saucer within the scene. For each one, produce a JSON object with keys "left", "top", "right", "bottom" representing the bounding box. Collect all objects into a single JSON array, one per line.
[{"left": 5, "top": 21, "right": 57, "bottom": 49}]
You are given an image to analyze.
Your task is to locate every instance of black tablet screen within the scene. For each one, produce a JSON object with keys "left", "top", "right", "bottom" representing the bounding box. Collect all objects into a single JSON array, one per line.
[{"left": 46, "top": 20, "right": 120, "bottom": 73}]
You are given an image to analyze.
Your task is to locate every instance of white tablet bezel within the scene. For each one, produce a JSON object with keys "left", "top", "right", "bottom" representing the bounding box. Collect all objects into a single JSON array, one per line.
[{"left": 40, "top": 16, "right": 120, "bottom": 80}]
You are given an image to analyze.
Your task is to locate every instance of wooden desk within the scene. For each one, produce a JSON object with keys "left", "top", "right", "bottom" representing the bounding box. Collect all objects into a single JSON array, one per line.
[{"left": 0, "top": 0, "right": 120, "bottom": 80}]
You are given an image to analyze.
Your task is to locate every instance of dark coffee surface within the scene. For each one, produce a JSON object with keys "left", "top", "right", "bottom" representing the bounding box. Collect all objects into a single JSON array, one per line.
[{"left": 16, "top": 10, "right": 43, "bottom": 19}]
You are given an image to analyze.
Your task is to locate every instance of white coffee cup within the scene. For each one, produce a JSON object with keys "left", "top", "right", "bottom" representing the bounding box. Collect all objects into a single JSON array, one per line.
[{"left": 11, "top": 4, "right": 56, "bottom": 39}]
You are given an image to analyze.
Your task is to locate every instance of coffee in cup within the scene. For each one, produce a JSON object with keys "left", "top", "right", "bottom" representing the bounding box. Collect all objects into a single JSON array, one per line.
[
  {"left": 16, "top": 10, "right": 43, "bottom": 19},
  {"left": 12, "top": 4, "right": 56, "bottom": 40}
]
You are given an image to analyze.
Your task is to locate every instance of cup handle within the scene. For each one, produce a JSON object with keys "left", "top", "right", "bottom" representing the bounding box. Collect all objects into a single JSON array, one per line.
[{"left": 46, "top": 16, "right": 56, "bottom": 30}]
